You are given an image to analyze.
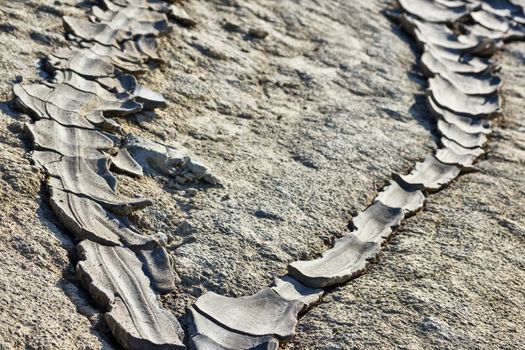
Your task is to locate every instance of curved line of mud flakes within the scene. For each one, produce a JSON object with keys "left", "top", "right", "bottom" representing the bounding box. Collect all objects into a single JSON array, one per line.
[{"left": 10, "top": 0, "right": 525, "bottom": 349}]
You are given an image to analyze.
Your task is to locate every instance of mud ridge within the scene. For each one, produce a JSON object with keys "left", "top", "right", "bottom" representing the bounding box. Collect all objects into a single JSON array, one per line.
[{"left": 10, "top": 0, "right": 202, "bottom": 348}]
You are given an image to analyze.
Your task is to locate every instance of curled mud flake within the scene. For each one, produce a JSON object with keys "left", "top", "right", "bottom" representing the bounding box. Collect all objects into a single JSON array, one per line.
[
  {"left": 434, "top": 0, "right": 472, "bottom": 8},
  {"left": 84, "top": 110, "right": 123, "bottom": 132},
  {"left": 48, "top": 49, "right": 116, "bottom": 78},
  {"left": 135, "top": 35, "right": 163, "bottom": 62},
  {"left": 108, "top": 0, "right": 172, "bottom": 13},
  {"left": 125, "top": 136, "right": 220, "bottom": 184},
  {"left": 169, "top": 5, "right": 198, "bottom": 27},
  {"left": 412, "top": 14, "right": 503, "bottom": 55},
  {"left": 13, "top": 83, "right": 94, "bottom": 129},
  {"left": 54, "top": 70, "right": 135, "bottom": 104},
  {"left": 14, "top": 83, "right": 60, "bottom": 115},
  {"left": 65, "top": 43, "right": 144, "bottom": 73},
  {"left": 97, "top": 73, "right": 138, "bottom": 93},
  {"left": 374, "top": 180, "right": 425, "bottom": 215},
  {"left": 400, "top": 15, "right": 493, "bottom": 53},
  {"left": 26, "top": 119, "right": 114, "bottom": 158},
  {"left": 50, "top": 187, "right": 162, "bottom": 248},
  {"left": 471, "top": 10, "right": 511, "bottom": 33},
  {"left": 441, "top": 137, "right": 485, "bottom": 158},
  {"left": 13, "top": 83, "right": 50, "bottom": 118},
  {"left": 393, "top": 154, "right": 461, "bottom": 192},
  {"left": 63, "top": 16, "right": 128, "bottom": 47},
  {"left": 33, "top": 151, "right": 152, "bottom": 215},
  {"left": 437, "top": 119, "right": 488, "bottom": 149},
  {"left": 111, "top": 148, "right": 144, "bottom": 177},
  {"left": 194, "top": 288, "right": 304, "bottom": 339},
  {"left": 427, "top": 94, "right": 491, "bottom": 134},
  {"left": 92, "top": 5, "right": 117, "bottom": 22},
  {"left": 187, "top": 307, "right": 279, "bottom": 350},
  {"left": 120, "top": 40, "right": 148, "bottom": 62},
  {"left": 136, "top": 247, "right": 178, "bottom": 294},
  {"left": 510, "top": 0, "right": 525, "bottom": 12},
  {"left": 133, "top": 84, "right": 167, "bottom": 110},
  {"left": 36, "top": 150, "right": 118, "bottom": 191},
  {"left": 125, "top": 136, "right": 171, "bottom": 173},
  {"left": 435, "top": 146, "right": 479, "bottom": 167},
  {"left": 398, "top": 0, "right": 470, "bottom": 23},
  {"left": 76, "top": 241, "right": 185, "bottom": 350},
  {"left": 428, "top": 75, "right": 500, "bottom": 116},
  {"left": 462, "top": 23, "right": 508, "bottom": 40},
  {"left": 288, "top": 235, "right": 380, "bottom": 289},
  {"left": 100, "top": 0, "right": 125, "bottom": 12},
  {"left": 481, "top": 0, "right": 521, "bottom": 17},
  {"left": 503, "top": 25, "right": 525, "bottom": 40},
  {"left": 89, "top": 43, "right": 149, "bottom": 74},
  {"left": 350, "top": 201, "right": 404, "bottom": 243},
  {"left": 42, "top": 83, "right": 142, "bottom": 117},
  {"left": 421, "top": 50, "right": 502, "bottom": 95},
  {"left": 424, "top": 44, "right": 497, "bottom": 74},
  {"left": 95, "top": 6, "right": 171, "bottom": 36},
  {"left": 271, "top": 275, "right": 324, "bottom": 310}
]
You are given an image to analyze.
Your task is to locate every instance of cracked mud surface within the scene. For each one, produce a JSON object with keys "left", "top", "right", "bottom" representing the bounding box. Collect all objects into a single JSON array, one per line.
[{"left": 0, "top": 0, "right": 524, "bottom": 349}]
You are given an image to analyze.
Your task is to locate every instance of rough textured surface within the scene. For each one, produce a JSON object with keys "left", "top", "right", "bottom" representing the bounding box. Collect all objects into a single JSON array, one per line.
[{"left": 1, "top": 1, "right": 525, "bottom": 349}]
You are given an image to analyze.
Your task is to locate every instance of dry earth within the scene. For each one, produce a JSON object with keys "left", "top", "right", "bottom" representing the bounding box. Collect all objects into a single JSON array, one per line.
[{"left": 0, "top": 0, "right": 523, "bottom": 349}]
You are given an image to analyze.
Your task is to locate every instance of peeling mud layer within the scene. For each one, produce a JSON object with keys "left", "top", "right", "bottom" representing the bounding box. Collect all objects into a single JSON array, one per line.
[{"left": 0, "top": 0, "right": 524, "bottom": 349}]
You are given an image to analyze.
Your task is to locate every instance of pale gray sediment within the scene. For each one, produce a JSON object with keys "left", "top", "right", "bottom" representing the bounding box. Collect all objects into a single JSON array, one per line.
[{"left": 3, "top": 0, "right": 525, "bottom": 349}]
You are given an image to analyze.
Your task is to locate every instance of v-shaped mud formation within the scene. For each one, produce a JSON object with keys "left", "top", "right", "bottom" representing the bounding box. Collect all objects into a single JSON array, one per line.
[{"left": 11, "top": 0, "right": 525, "bottom": 348}]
